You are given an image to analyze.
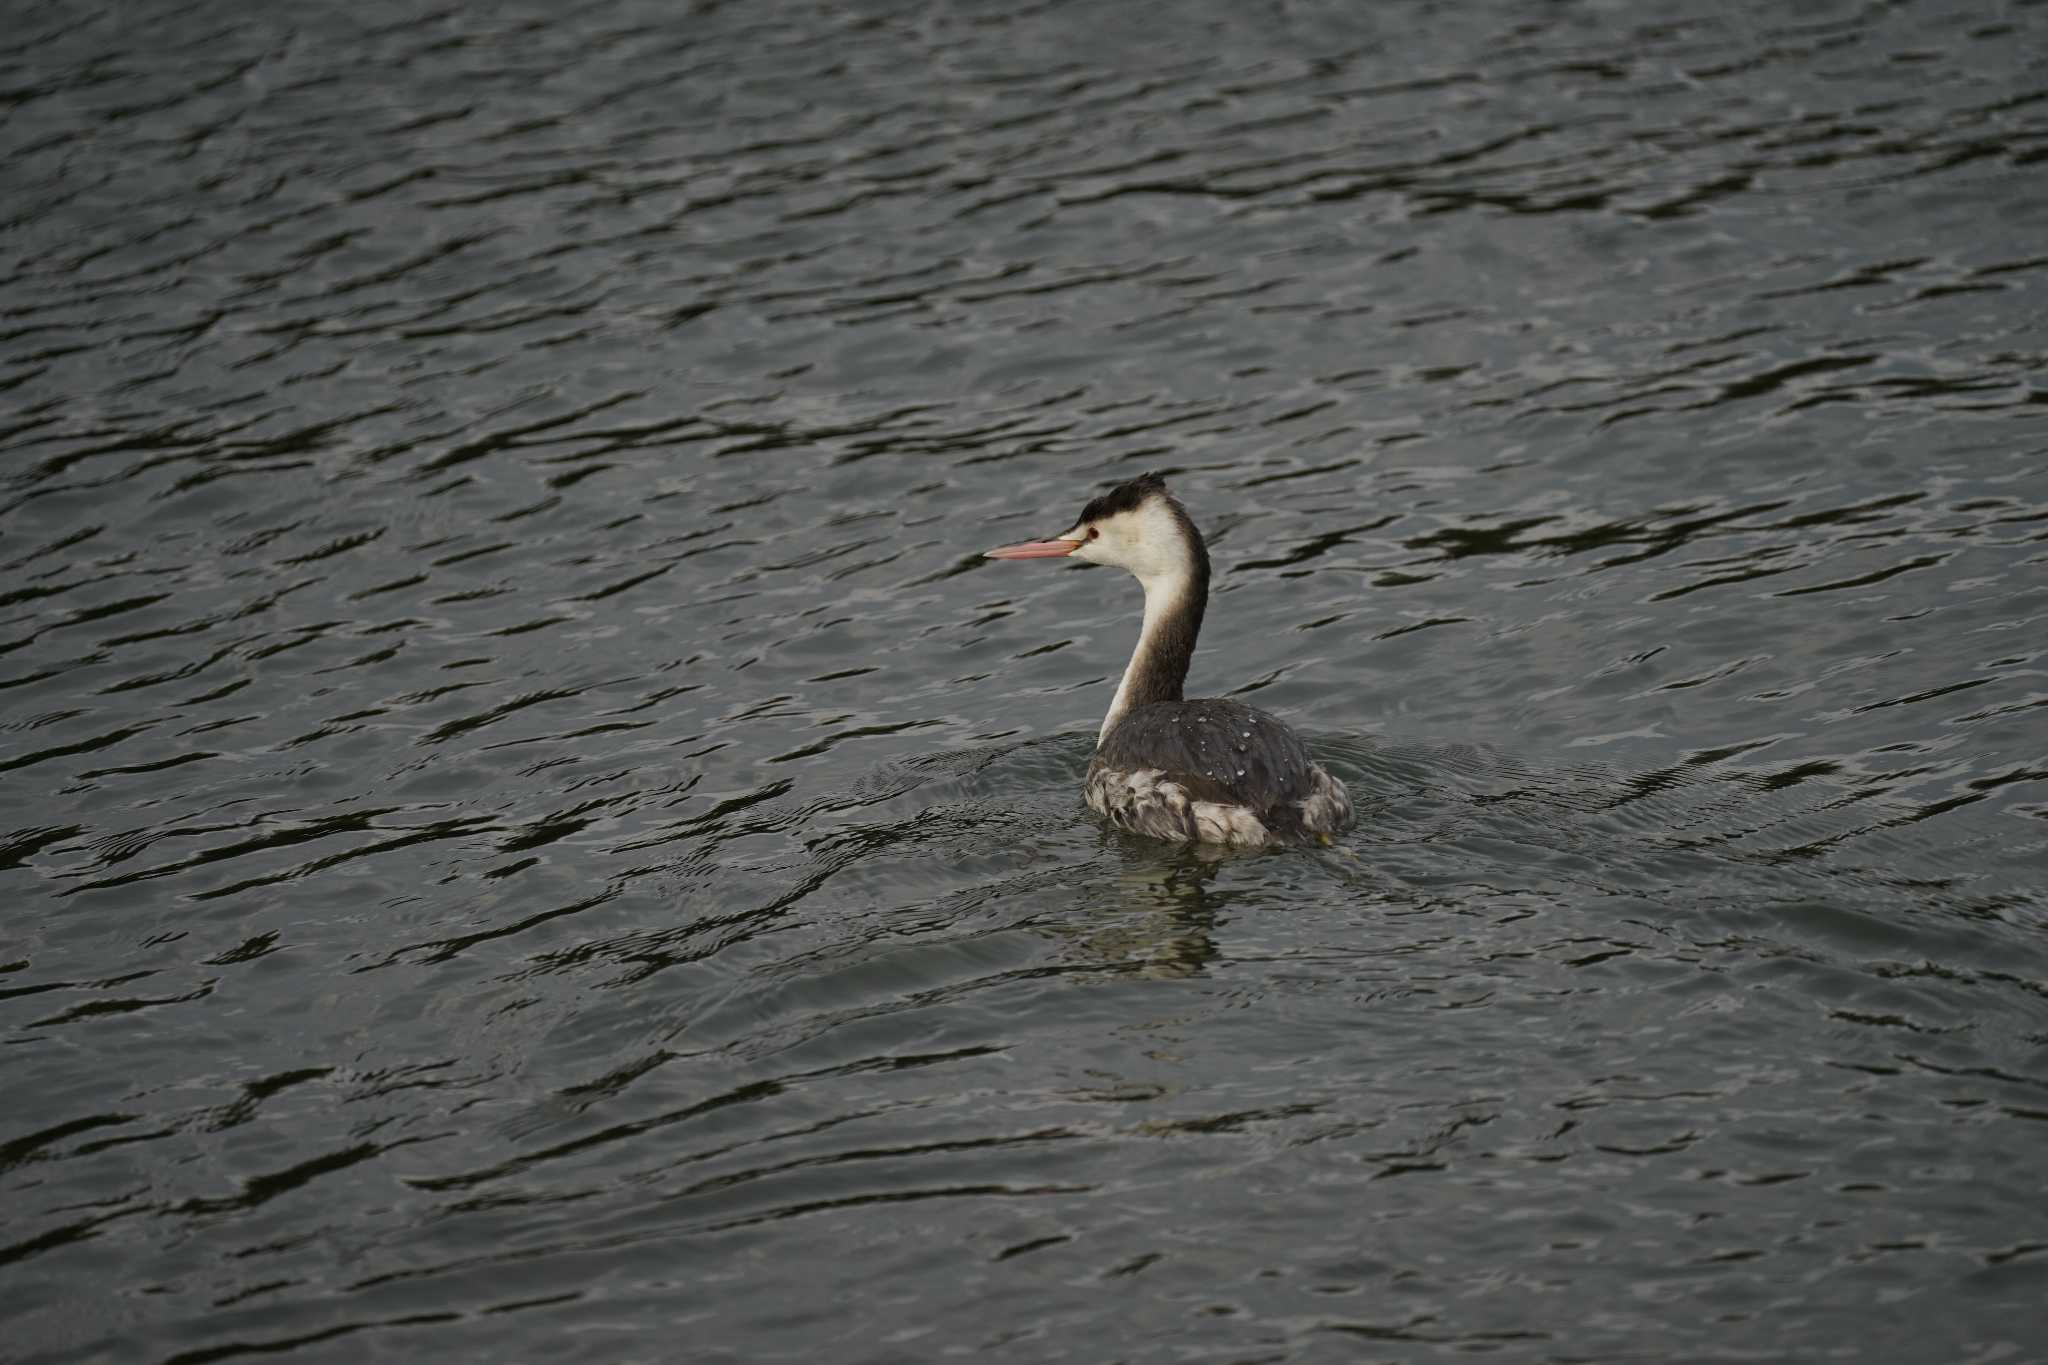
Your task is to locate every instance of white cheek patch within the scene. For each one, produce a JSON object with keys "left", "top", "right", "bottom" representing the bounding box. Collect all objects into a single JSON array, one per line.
[
  {"left": 1071, "top": 502, "right": 1185, "bottom": 579},
  {"left": 1116, "top": 503, "right": 1186, "bottom": 581}
]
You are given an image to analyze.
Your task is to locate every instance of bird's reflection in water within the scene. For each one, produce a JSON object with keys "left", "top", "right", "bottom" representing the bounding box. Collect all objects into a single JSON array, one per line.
[{"left": 1057, "top": 841, "right": 1257, "bottom": 979}]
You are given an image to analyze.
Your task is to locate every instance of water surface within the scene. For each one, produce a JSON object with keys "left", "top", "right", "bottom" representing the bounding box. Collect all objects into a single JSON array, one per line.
[{"left": 5, "top": 1, "right": 2047, "bottom": 1360}]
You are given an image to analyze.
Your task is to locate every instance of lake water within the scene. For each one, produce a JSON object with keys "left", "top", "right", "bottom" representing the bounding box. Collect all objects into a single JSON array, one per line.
[{"left": 4, "top": 1, "right": 2047, "bottom": 1360}]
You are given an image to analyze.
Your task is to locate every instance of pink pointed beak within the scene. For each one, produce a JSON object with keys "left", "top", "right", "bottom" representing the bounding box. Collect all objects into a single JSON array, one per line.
[{"left": 984, "top": 538, "right": 1081, "bottom": 560}]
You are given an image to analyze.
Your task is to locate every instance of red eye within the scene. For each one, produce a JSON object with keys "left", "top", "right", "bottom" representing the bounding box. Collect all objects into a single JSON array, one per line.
[{"left": 1087, "top": 527, "right": 1100, "bottom": 540}]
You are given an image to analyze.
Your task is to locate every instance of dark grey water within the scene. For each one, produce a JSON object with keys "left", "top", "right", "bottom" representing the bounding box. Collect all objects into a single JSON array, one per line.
[{"left": 5, "top": 0, "right": 2047, "bottom": 1360}]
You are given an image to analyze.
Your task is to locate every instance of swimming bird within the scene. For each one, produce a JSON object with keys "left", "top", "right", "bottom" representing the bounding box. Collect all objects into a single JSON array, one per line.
[{"left": 984, "top": 472, "right": 1353, "bottom": 847}]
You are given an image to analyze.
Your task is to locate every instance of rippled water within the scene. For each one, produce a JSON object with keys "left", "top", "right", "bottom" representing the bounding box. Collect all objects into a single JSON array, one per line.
[{"left": 6, "top": 1, "right": 2048, "bottom": 1360}]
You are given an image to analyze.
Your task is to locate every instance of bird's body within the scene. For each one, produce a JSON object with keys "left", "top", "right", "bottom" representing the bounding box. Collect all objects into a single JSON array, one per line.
[
  {"left": 984, "top": 473, "right": 1353, "bottom": 848},
  {"left": 1087, "top": 696, "right": 1353, "bottom": 845}
]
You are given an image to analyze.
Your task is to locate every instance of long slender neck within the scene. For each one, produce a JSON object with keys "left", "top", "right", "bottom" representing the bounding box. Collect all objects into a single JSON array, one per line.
[{"left": 1099, "top": 534, "right": 1210, "bottom": 746}]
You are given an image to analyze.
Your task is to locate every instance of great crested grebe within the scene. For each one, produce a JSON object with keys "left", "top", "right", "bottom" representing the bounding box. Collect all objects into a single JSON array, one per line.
[{"left": 985, "top": 472, "right": 1353, "bottom": 847}]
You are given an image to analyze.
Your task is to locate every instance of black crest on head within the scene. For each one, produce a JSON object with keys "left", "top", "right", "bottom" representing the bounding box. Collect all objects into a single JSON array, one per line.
[{"left": 1076, "top": 471, "right": 1171, "bottom": 526}]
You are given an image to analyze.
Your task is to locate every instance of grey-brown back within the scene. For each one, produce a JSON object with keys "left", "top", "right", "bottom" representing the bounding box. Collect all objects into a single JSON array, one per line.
[{"left": 1094, "top": 697, "right": 1320, "bottom": 825}]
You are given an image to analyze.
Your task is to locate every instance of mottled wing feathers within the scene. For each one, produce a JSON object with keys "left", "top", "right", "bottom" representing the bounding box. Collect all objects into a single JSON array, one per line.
[{"left": 1084, "top": 764, "right": 1274, "bottom": 846}]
